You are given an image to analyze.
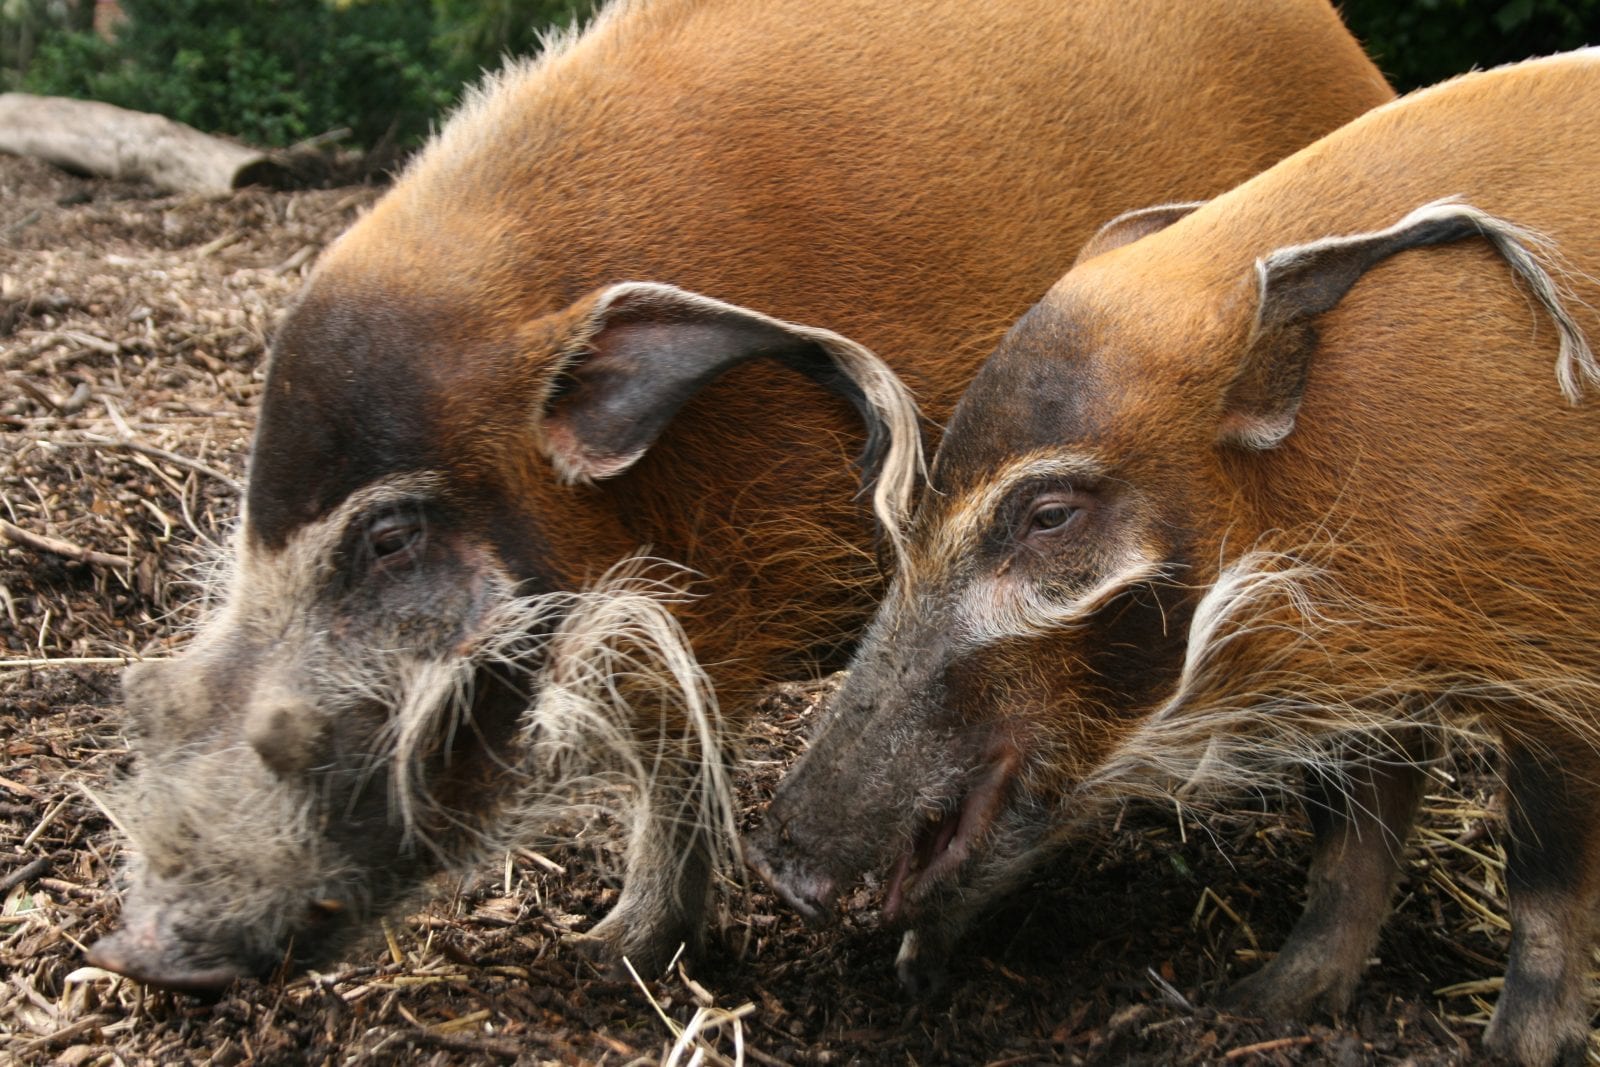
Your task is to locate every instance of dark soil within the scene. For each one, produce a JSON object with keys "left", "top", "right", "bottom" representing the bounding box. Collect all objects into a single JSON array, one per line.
[{"left": 0, "top": 153, "right": 1535, "bottom": 1065}]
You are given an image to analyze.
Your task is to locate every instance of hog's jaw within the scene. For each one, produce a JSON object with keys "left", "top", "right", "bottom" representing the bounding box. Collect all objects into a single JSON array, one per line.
[
  {"left": 746, "top": 574, "right": 1076, "bottom": 936},
  {"left": 88, "top": 469, "right": 730, "bottom": 991},
  {"left": 86, "top": 733, "right": 421, "bottom": 990},
  {"left": 86, "top": 472, "right": 504, "bottom": 987}
]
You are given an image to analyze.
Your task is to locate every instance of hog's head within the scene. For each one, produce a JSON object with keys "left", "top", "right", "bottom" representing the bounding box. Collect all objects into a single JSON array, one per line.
[
  {"left": 88, "top": 273, "right": 921, "bottom": 991},
  {"left": 747, "top": 227, "right": 1218, "bottom": 981}
]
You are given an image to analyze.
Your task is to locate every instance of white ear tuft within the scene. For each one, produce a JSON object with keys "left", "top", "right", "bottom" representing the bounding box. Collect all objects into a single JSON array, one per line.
[{"left": 534, "top": 281, "right": 926, "bottom": 554}]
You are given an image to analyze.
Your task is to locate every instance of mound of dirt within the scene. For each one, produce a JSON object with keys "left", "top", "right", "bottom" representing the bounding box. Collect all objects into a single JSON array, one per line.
[{"left": 1, "top": 152, "right": 1527, "bottom": 1065}]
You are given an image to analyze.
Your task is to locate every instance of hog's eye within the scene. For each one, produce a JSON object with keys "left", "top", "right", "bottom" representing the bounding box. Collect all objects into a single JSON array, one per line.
[
  {"left": 366, "top": 514, "right": 423, "bottom": 564},
  {"left": 1029, "top": 503, "right": 1076, "bottom": 531},
  {"left": 1019, "top": 493, "right": 1087, "bottom": 543}
]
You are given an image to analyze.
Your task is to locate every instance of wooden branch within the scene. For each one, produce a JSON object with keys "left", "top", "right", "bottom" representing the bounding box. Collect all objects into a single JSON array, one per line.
[
  {"left": 0, "top": 93, "right": 291, "bottom": 195},
  {"left": 0, "top": 856, "right": 52, "bottom": 897},
  {"left": 0, "top": 517, "right": 132, "bottom": 569},
  {"left": 0, "top": 656, "right": 144, "bottom": 669},
  {"left": 15, "top": 1015, "right": 116, "bottom": 1056}
]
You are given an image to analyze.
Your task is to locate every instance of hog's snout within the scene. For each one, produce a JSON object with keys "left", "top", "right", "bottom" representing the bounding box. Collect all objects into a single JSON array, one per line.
[
  {"left": 85, "top": 914, "right": 251, "bottom": 996},
  {"left": 86, "top": 891, "right": 359, "bottom": 994},
  {"left": 745, "top": 665, "right": 943, "bottom": 928},
  {"left": 743, "top": 834, "right": 840, "bottom": 926}
]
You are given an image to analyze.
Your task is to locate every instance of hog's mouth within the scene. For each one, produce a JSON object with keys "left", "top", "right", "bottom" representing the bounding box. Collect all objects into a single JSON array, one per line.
[{"left": 883, "top": 746, "right": 1020, "bottom": 923}]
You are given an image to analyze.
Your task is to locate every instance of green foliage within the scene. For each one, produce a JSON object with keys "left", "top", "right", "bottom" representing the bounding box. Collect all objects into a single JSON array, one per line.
[
  {"left": 430, "top": 0, "right": 596, "bottom": 74},
  {"left": 14, "top": 0, "right": 596, "bottom": 150},
  {"left": 15, "top": 0, "right": 1588, "bottom": 154},
  {"left": 1, "top": 0, "right": 90, "bottom": 87},
  {"left": 1342, "top": 0, "right": 1600, "bottom": 92}
]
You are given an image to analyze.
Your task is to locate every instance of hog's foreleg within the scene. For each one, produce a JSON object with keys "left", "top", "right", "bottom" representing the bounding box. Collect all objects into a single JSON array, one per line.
[
  {"left": 577, "top": 770, "right": 715, "bottom": 976},
  {"left": 1222, "top": 729, "right": 1431, "bottom": 1017},
  {"left": 1484, "top": 735, "right": 1599, "bottom": 1067}
]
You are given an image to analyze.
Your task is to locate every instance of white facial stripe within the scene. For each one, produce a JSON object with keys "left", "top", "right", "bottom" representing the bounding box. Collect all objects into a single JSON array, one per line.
[{"left": 954, "top": 553, "right": 1165, "bottom": 648}]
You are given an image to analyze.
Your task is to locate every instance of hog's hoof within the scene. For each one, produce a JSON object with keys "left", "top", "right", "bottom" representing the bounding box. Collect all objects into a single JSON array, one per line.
[
  {"left": 1218, "top": 955, "right": 1358, "bottom": 1020},
  {"left": 561, "top": 928, "right": 633, "bottom": 980},
  {"left": 566, "top": 907, "right": 699, "bottom": 980},
  {"left": 1483, "top": 1000, "right": 1589, "bottom": 1066},
  {"left": 894, "top": 929, "right": 950, "bottom": 998}
]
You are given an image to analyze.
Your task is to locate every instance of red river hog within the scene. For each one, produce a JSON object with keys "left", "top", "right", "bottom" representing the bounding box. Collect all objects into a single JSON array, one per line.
[
  {"left": 84, "top": 0, "right": 1392, "bottom": 991},
  {"left": 748, "top": 48, "right": 1600, "bottom": 1066}
]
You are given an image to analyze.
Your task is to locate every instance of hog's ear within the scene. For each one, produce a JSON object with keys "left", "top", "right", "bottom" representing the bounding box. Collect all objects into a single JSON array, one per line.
[
  {"left": 536, "top": 281, "right": 925, "bottom": 542},
  {"left": 1220, "top": 197, "right": 1597, "bottom": 449},
  {"left": 1072, "top": 202, "right": 1205, "bottom": 267}
]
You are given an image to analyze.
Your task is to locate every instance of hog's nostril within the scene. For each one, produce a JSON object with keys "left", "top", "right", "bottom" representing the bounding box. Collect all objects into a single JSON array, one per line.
[
  {"left": 85, "top": 928, "right": 245, "bottom": 997},
  {"left": 780, "top": 876, "right": 838, "bottom": 927},
  {"left": 84, "top": 933, "right": 131, "bottom": 975}
]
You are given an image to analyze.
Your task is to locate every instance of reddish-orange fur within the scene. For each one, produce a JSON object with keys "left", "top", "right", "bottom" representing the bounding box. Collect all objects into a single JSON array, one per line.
[
  {"left": 1045, "top": 56, "right": 1600, "bottom": 1063},
  {"left": 315, "top": 0, "right": 1391, "bottom": 708},
  {"left": 91, "top": 0, "right": 1396, "bottom": 990}
]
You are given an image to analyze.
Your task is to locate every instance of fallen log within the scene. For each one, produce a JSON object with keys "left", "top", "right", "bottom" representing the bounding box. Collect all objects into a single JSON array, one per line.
[{"left": 0, "top": 93, "right": 290, "bottom": 194}]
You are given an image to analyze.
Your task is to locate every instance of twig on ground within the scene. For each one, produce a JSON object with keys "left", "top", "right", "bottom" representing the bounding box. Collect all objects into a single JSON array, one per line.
[
  {"left": 406, "top": 1028, "right": 527, "bottom": 1058},
  {"left": 0, "top": 656, "right": 142, "bottom": 669},
  {"left": 273, "top": 245, "right": 318, "bottom": 275},
  {"left": 0, "top": 774, "right": 43, "bottom": 798},
  {"left": 0, "top": 518, "right": 132, "bottom": 570},
  {"left": 10, "top": 376, "right": 63, "bottom": 413},
  {"left": 1224, "top": 1035, "right": 1317, "bottom": 1060},
  {"left": 1145, "top": 966, "right": 1194, "bottom": 1012},
  {"left": 0, "top": 856, "right": 52, "bottom": 895},
  {"left": 14, "top": 1014, "right": 115, "bottom": 1055}
]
